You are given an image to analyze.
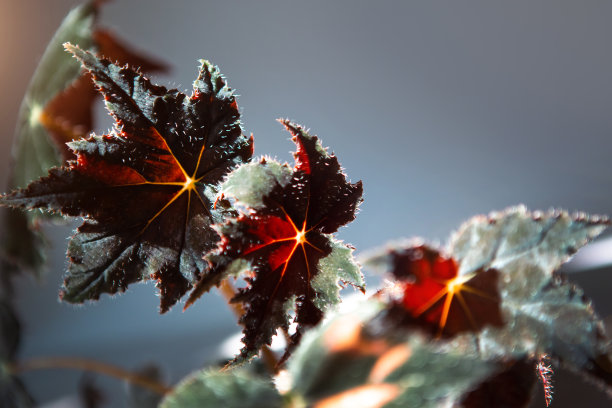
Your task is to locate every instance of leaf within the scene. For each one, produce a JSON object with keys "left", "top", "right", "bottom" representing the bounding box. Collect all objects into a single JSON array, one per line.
[
  {"left": 0, "top": 374, "right": 35, "bottom": 408},
  {"left": 459, "top": 360, "right": 537, "bottom": 408},
  {"left": 0, "top": 299, "right": 20, "bottom": 363},
  {"left": 4, "top": 1, "right": 98, "bottom": 275},
  {"left": 42, "top": 29, "right": 169, "bottom": 160},
  {"left": 11, "top": 0, "right": 169, "bottom": 189},
  {"left": 285, "top": 299, "right": 498, "bottom": 408},
  {"left": 1, "top": 45, "right": 253, "bottom": 311},
  {"left": 0, "top": 208, "right": 45, "bottom": 277},
  {"left": 448, "top": 207, "right": 612, "bottom": 393},
  {"left": 11, "top": 2, "right": 98, "bottom": 192},
  {"left": 188, "top": 120, "right": 364, "bottom": 362},
  {"left": 366, "top": 206, "right": 612, "bottom": 396},
  {"left": 0, "top": 297, "right": 33, "bottom": 408},
  {"left": 159, "top": 368, "right": 282, "bottom": 408},
  {"left": 5, "top": 0, "right": 168, "bottom": 275},
  {"left": 371, "top": 243, "right": 504, "bottom": 337}
]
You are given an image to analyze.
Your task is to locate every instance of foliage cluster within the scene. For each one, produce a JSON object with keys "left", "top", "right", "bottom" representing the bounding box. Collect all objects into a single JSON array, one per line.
[{"left": 2, "top": 2, "right": 612, "bottom": 407}]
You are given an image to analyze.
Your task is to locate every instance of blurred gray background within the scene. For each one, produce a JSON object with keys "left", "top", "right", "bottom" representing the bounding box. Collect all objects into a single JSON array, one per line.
[{"left": 2, "top": 0, "right": 612, "bottom": 406}]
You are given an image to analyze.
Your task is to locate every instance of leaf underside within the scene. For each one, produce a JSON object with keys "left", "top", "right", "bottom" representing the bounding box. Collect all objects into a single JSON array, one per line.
[{"left": 380, "top": 244, "right": 504, "bottom": 337}]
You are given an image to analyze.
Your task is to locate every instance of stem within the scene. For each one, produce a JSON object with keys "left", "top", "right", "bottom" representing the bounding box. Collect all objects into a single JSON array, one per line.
[
  {"left": 219, "top": 279, "right": 280, "bottom": 373},
  {"left": 281, "top": 327, "right": 293, "bottom": 345},
  {"left": 9, "top": 357, "right": 172, "bottom": 395},
  {"left": 219, "top": 279, "right": 246, "bottom": 316}
]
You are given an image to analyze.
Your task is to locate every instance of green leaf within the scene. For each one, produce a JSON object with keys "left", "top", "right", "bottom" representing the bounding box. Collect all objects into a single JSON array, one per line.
[
  {"left": 365, "top": 206, "right": 612, "bottom": 399},
  {"left": 11, "top": 1, "right": 98, "bottom": 191},
  {"left": 160, "top": 369, "right": 282, "bottom": 408},
  {"left": 3, "top": 1, "right": 99, "bottom": 275},
  {"left": 285, "top": 299, "right": 497, "bottom": 408},
  {"left": 446, "top": 207, "right": 612, "bottom": 385},
  {"left": 4, "top": 1, "right": 168, "bottom": 276}
]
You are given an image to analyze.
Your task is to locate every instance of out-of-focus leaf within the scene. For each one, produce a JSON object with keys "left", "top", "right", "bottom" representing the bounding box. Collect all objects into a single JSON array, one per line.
[
  {"left": 188, "top": 120, "right": 364, "bottom": 363},
  {"left": 285, "top": 299, "right": 498, "bottom": 408},
  {"left": 0, "top": 374, "right": 35, "bottom": 408},
  {"left": 11, "top": 2, "right": 98, "bottom": 191},
  {"left": 0, "top": 264, "right": 32, "bottom": 408},
  {"left": 159, "top": 368, "right": 282, "bottom": 408},
  {"left": 43, "top": 29, "right": 169, "bottom": 160},
  {"left": 4, "top": 1, "right": 98, "bottom": 276},
  {"left": 0, "top": 300, "right": 20, "bottom": 362},
  {"left": 448, "top": 207, "right": 612, "bottom": 395},
  {"left": 365, "top": 206, "right": 612, "bottom": 399},
  {"left": 0, "top": 209, "right": 45, "bottom": 274},
  {"left": 5, "top": 0, "right": 168, "bottom": 276},
  {"left": 11, "top": 0, "right": 169, "bottom": 189},
  {"left": 1, "top": 46, "right": 252, "bottom": 312},
  {"left": 368, "top": 243, "right": 503, "bottom": 337},
  {"left": 0, "top": 294, "right": 33, "bottom": 408},
  {"left": 459, "top": 360, "right": 537, "bottom": 408}
]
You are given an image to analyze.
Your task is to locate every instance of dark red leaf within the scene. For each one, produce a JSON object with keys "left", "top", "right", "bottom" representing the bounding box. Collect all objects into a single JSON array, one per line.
[
  {"left": 189, "top": 120, "right": 363, "bottom": 362},
  {"left": 3, "top": 0, "right": 169, "bottom": 277},
  {"left": 366, "top": 208, "right": 612, "bottom": 398},
  {"left": 1, "top": 45, "right": 252, "bottom": 312},
  {"left": 42, "top": 26, "right": 169, "bottom": 159},
  {"left": 460, "top": 360, "right": 537, "bottom": 408},
  {"left": 385, "top": 245, "right": 503, "bottom": 337}
]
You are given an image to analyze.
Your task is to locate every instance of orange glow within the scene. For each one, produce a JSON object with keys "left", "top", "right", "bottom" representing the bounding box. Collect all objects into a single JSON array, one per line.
[
  {"left": 242, "top": 201, "right": 324, "bottom": 300},
  {"left": 323, "top": 319, "right": 363, "bottom": 352},
  {"left": 322, "top": 319, "right": 389, "bottom": 356},
  {"left": 118, "top": 127, "right": 211, "bottom": 235},
  {"left": 413, "top": 273, "right": 496, "bottom": 335},
  {"left": 313, "top": 384, "right": 400, "bottom": 408},
  {"left": 65, "top": 124, "right": 216, "bottom": 237},
  {"left": 369, "top": 345, "right": 412, "bottom": 383}
]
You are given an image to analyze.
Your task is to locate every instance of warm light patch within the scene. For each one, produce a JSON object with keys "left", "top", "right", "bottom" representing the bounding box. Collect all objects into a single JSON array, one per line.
[
  {"left": 183, "top": 175, "right": 195, "bottom": 190},
  {"left": 29, "top": 104, "right": 43, "bottom": 128},
  {"left": 242, "top": 203, "right": 324, "bottom": 300},
  {"left": 324, "top": 319, "right": 362, "bottom": 352},
  {"left": 369, "top": 345, "right": 412, "bottom": 383},
  {"left": 130, "top": 128, "right": 210, "bottom": 235},
  {"left": 296, "top": 229, "right": 306, "bottom": 245},
  {"left": 394, "top": 246, "right": 502, "bottom": 336},
  {"left": 313, "top": 384, "right": 400, "bottom": 408},
  {"left": 322, "top": 319, "right": 389, "bottom": 356},
  {"left": 274, "top": 369, "right": 293, "bottom": 395},
  {"left": 409, "top": 272, "right": 496, "bottom": 335}
]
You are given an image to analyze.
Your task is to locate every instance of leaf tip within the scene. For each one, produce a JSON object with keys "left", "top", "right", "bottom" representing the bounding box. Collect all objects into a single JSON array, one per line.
[
  {"left": 277, "top": 118, "right": 302, "bottom": 135},
  {"left": 182, "top": 291, "right": 200, "bottom": 312},
  {"left": 62, "top": 41, "right": 79, "bottom": 54},
  {"left": 63, "top": 42, "right": 89, "bottom": 64}
]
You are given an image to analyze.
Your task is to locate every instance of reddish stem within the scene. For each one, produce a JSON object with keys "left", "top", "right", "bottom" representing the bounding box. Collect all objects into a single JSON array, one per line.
[
  {"left": 219, "top": 279, "right": 280, "bottom": 373},
  {"left": 10, "top": 356, "right": 172, "bottom": 395}
]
